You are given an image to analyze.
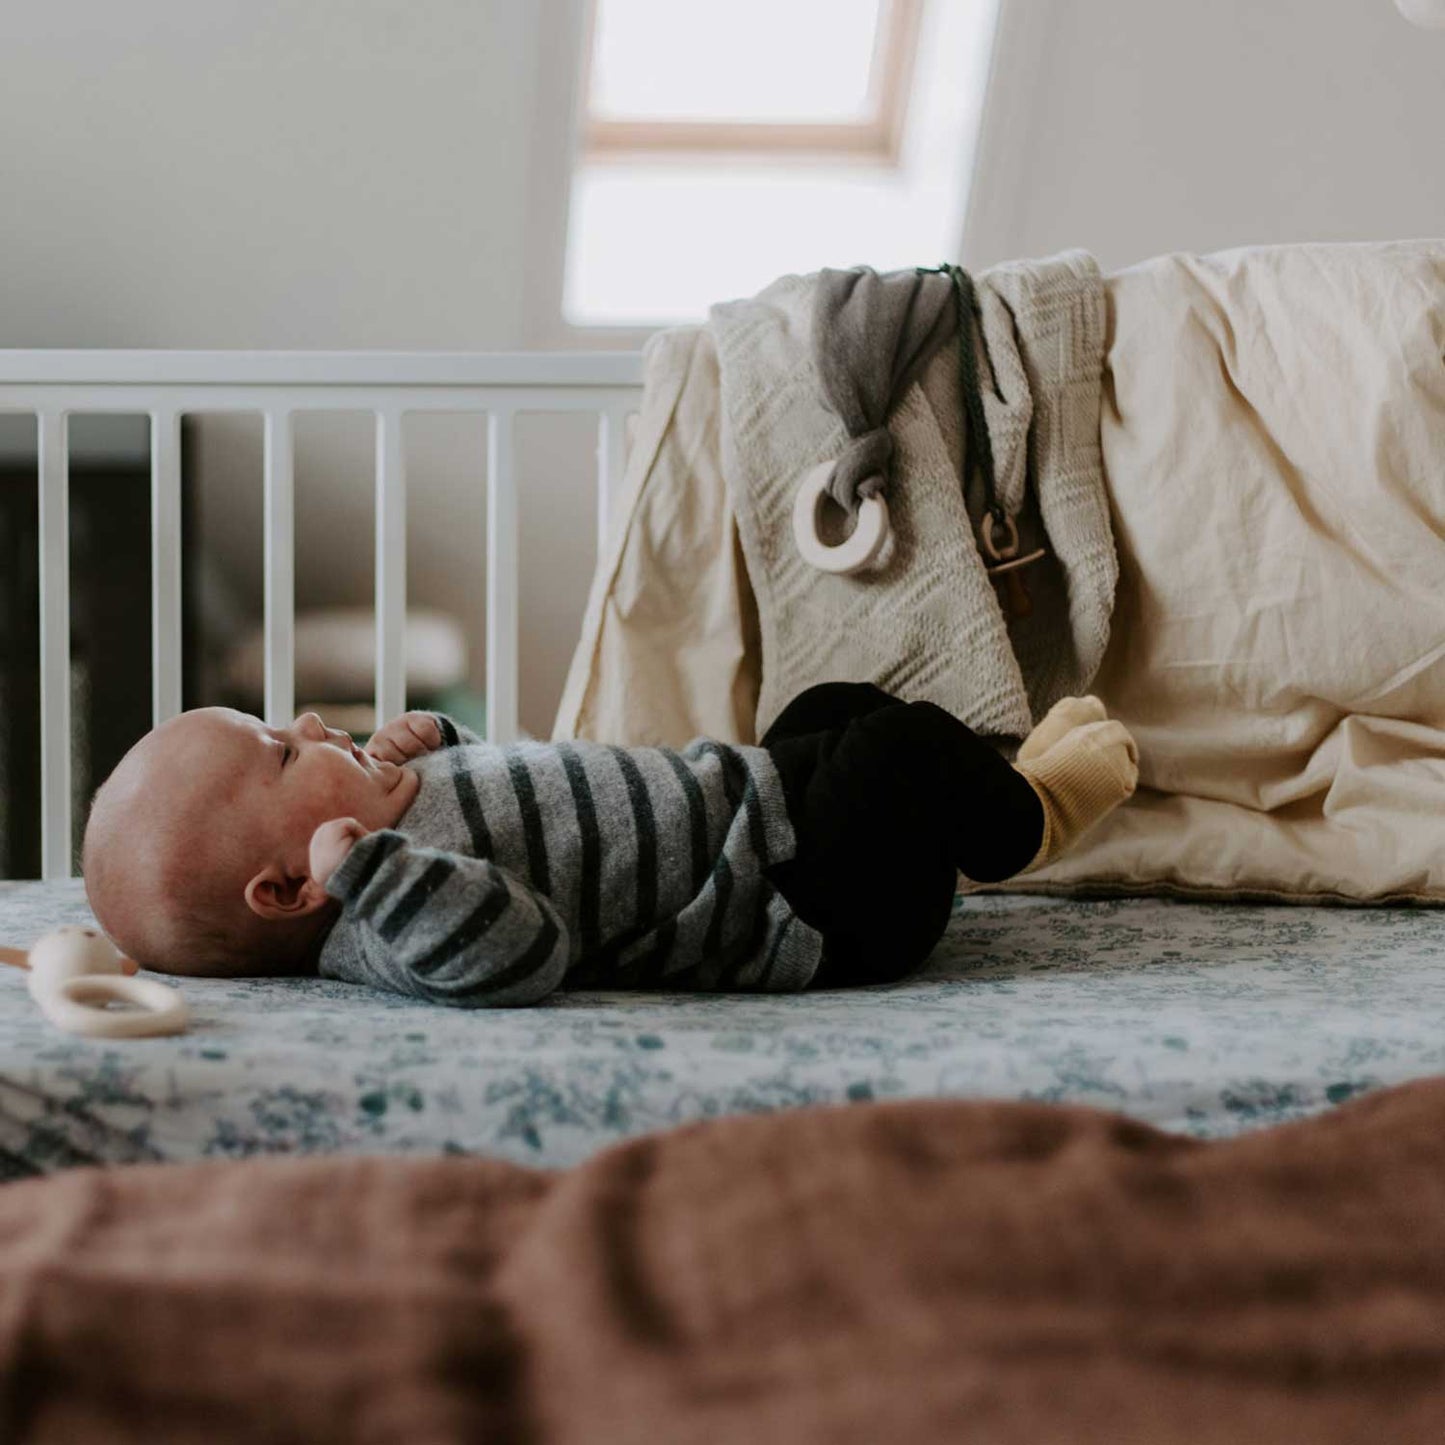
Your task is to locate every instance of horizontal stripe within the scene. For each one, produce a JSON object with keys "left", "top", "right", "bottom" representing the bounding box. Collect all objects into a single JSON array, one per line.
[
  {"left": 719, "top": 904, "right": 773, "bottom": 988},
  {"left": 610, "top": 747, "right": 657, "bottom": 929},
  {"left": 697, "top": 740, "right": 747, "bottom": 817},
  {"left": 507, "top": 752, "right": 550, "bottom": 894},
  {"left": 701, "top": 854, "right": 733, "bottom": 963},
  {"left": 661, "top": 748, "right": 710, "bottom": 891},
  {"left": 483, "top": 911, "right": 561, "bottom": 995},
  {"left": 378, "top": 857, "right": 455, "bottom": 943},
  {"left": 558, "top": 744, "right": 601, "bottom": 958},
  {"left": 578, "top": 917, "right": 653, "bottom": 984},
  {"left": 345, "top": 831, "right": 402, "bottom": 900},
  {"left": 755, "top": 910, "right": 791, "bottom": 990},
  {"left": 741, "top": 775, "right": 769, "bottom": 867},
  {"left": 451, "top": 748, "right": 493, "bottom": 859},
  {"left": 637, "top": 917, "right": 678, "bottom": 987},
  {"left": 323, "top": 728, "right": 824, "bottom": 1003},
  {"left": 411, "top": 882, "right": 511, "bottom": 977}
]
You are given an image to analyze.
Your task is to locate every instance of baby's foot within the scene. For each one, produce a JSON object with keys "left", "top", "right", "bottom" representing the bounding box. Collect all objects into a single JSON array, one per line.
[
  {"left": 1017, "top": 695, "right": 1109, "bottom": 763},
  {"left": 1057, "top": 718, "right": 1140, "bottom": 789},
  {"left": 1013, "top": 717, "right": 1140, "bottom": 873}
]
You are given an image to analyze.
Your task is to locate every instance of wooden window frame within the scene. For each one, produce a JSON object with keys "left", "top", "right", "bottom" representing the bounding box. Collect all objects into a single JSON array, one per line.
[{"left": 580, "top": 0, "right": 924, "bottom": 164}]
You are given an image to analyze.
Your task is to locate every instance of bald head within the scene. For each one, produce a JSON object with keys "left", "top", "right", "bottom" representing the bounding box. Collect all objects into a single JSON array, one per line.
[
  {"left": 83, "top": 706, "right": 410, "bottom": 976},
  {"left": 83, "top": 712, "right": 274, "bottom": 974}
]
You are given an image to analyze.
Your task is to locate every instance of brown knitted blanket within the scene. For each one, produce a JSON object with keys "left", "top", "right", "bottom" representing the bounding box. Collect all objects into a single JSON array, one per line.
[{"left": 4, "top": 1081, "right": 1445, "bottom": 1443}]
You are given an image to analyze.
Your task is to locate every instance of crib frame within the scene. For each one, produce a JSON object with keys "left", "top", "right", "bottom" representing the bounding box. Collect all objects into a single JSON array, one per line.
[{"left": 0, "top": 350, "right": 645, "bottom": 881}]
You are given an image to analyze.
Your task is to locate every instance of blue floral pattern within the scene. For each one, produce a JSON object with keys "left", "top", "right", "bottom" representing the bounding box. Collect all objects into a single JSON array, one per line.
[{"left": 3, "top": 880, "right": 1444, "bottom": 1181}]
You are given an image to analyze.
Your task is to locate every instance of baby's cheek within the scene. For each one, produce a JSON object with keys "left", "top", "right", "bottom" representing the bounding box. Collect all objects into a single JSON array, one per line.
[{"left": 391, "top": 764, "right": 422, "bottom": 815}]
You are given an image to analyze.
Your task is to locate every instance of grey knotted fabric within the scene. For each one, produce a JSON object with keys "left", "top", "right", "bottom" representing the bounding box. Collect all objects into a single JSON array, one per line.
[{"left": 811, "top": 265, "right": 961, "bottom": 517}]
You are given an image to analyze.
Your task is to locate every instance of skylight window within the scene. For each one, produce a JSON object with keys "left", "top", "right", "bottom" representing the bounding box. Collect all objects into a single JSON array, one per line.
[
  {"left": 583, "top": 0, "right": 918, "bottom": 160},
  {"left": 590, "top": 0, "right": 881, "bottom": 123},
  {"left": 557, "top": 0, "right": 1001, "bottom": 331}
]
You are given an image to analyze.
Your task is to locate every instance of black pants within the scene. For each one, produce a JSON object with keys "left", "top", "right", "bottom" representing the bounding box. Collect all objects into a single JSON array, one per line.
[{"left": 763, "top": 683, "right": 1045, "bottom": 988}]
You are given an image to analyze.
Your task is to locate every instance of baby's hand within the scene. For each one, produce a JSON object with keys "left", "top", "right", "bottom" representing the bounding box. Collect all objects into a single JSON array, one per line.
[
  {"left": 365, "top": 711, "right": 443, "bottom": 764},
  {"left": 310, "top": 817, "right": 371, "bottom": 886}
]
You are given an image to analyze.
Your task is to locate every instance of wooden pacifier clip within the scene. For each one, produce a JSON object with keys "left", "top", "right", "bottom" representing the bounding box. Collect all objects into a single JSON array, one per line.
[{"left": 980, "top": 511, "right": 1047, "bottom": 621}]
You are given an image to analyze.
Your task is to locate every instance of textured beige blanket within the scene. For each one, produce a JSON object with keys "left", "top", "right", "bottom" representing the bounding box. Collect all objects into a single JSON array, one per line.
[
  {"left": 557, "top": 241, "right": 1445, "bottom": 902},
  {"left": 708, "top": 252, "right": 1114, "bottom": 740}
]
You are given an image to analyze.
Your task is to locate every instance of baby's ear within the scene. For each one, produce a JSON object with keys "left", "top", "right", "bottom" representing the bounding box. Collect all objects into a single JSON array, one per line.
[{"left": 244, "top": 866, "right": 330, "bottom": 921}]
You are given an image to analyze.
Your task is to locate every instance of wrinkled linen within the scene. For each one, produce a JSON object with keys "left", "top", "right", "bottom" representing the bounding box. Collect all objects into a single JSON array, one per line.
[
  {"left": 991, "top": 241, "right": 1445, "bottom": 903},
  {"left": 7, "top": 1080, "right": 1445, "bottom": 1443},
  {"left": 557, "top": 241, "right": 1445, "bottom": 902},
  {"left": 554, "top": 325, "right": 762, "bottom": 748}
]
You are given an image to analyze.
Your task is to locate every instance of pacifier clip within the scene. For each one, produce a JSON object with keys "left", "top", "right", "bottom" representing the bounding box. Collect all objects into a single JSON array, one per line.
[{"left": 917, "top": 262, "right": 1047, "bottom": 622}]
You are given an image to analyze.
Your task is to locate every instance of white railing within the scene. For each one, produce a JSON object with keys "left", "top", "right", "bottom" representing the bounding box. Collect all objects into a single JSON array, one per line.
[{"left": 0, "top": 350, "right": 645, "bottom": 881}]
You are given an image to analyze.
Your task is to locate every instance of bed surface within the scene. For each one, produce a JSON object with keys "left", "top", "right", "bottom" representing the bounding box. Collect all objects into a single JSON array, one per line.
[{"left": 3, "top": 879, "right": 1444, "bottom": 1180}]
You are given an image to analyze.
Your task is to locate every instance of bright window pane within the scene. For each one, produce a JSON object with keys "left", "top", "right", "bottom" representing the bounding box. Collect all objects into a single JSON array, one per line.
[
  {"left": 567, "top": 167, "right": 941, "bottom": 325},
  {"left": 590, "top": 0, "right": 883, "bottom": 124},
  {"left": 566, "top": 0, "right": 1000, "bottom": 329}
]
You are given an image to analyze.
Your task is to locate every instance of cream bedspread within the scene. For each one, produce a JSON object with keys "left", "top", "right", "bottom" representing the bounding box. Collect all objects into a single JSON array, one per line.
[{"left": 556, "top": 242, "right": 1445, "bottom": 903}]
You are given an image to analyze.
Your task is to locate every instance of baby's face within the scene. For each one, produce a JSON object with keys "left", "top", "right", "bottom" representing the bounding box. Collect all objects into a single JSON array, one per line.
[{"left": 158, "top": 707, "right": 420, "bottom": 866}]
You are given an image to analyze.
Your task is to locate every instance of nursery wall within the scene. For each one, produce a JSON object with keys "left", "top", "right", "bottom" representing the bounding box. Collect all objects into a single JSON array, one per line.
[
  {"left": 0, "top": 0, "right": 585, "bottom": 736},
  {"left": 1, "top": 0, "right": 1442, "bottom": 736},
  {"left": 964, "top": 0, "right": 1445, "bottom": 270}
]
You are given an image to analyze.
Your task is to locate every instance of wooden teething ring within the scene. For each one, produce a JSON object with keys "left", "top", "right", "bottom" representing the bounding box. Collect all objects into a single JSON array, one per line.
[
  {"left": 41, "top": 975, "right": 191, "bottom": 1038},
  {"left": 980, "top": 509, "right": 1018, "bottom": 563},
  {"left": 980, "top": 509, "right": 1047, "bottom": 572},
  {"left": 793, "top": 460, "right": 891, "bottom": 576},
  {"left": 981, "top": 510, "right": 1047, "bottom": 620},
  {"left": 23, "top": 926, "right": 190, "bottom": 1039}
]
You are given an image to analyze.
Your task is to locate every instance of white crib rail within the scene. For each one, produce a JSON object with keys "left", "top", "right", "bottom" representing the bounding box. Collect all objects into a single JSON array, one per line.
[{"left": 0, "top": 350, "right": 644, "bottom": 880}]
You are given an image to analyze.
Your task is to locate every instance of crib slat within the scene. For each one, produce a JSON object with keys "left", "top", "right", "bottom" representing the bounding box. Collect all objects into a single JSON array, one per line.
[
  {"left": 38, "top": 412, "right": 71, "bottom": 880},
  {"left": 486, "top": 409, "right": 518, "bottom": 744},
  {"left": 595, "top": 407, "right": 630, "bottom": 551},
  {"left": 263, "top": 411, "right": 295, "bottom": 725},
  {"left": 151, "top": 411, "right": 183, "bottom": 725},
  {"left": 375, "top": 409, "right": 407, "bottom": 728}
]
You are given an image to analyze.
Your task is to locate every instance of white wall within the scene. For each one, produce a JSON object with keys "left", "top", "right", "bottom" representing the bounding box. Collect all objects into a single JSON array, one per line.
[
  {"left": 0, "top": 3, "right": 541, "bottom": 350},
  {"left": 965, "top": 0, "right": 1445, "bottom": 271},
  {"left": 0, "top": 0, "right": 600, "bottom": 736},
  {"left": 3, "top": 0, "right": 1443, "bottom": 734}
]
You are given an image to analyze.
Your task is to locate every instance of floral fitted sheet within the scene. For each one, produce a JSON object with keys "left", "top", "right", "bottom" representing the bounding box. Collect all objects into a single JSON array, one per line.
[{"left": 2, "top": 880, "right": 1443, "bottom": 1181}]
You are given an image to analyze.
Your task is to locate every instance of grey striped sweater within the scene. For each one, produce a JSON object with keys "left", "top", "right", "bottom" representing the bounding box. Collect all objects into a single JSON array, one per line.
[{"left": 317, "top": 716, "right": 824, "bottom": 1006}]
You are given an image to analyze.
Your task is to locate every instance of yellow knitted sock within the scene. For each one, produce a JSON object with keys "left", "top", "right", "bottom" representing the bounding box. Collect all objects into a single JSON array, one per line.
[
  {"left": 1017, "top": 695, "right": 1108, "bottom": 764},
  {"left": 1013, "top": 719, "right": 1139, "bottom": 873}
]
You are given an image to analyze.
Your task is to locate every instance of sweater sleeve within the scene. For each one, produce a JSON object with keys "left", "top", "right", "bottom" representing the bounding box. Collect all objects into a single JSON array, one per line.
[
  {"left": 323, "top": 829, "right": 570, "bottom": 1007},
  {"left": 431, "top": 713, "right": 486, "bottom": 749}
]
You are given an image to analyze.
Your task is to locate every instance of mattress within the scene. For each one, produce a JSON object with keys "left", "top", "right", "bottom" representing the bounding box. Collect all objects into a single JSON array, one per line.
[{"left": 3, "top": 879, "right": 1444, "bottom": 1180}]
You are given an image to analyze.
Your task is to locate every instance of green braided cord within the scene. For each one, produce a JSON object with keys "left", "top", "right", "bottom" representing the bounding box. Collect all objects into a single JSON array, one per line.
[{"left": 917, "top": 262, "right": 1004, "bottom": 531}]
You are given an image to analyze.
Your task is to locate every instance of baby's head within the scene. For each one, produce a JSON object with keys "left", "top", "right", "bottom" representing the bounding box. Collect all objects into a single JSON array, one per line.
[{"left": 83, "top": 708, "right": 419, "bottom": 977}]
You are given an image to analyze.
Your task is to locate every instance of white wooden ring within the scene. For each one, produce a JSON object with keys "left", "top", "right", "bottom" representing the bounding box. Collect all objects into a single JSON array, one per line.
[
  {"left": 792, "top": 461, "right": 891, "bottom": 575},
  {"left": 37, "top": 976, "right": 191, "bottom": 1039},
  {"left": 24, "top": 925, "right": 190, "bottom": 1039}
]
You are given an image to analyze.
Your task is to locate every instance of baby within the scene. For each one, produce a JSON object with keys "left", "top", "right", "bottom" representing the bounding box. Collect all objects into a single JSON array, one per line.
[{"left": 81, "top": 683, "right": 1138, "bottom": 1004}]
